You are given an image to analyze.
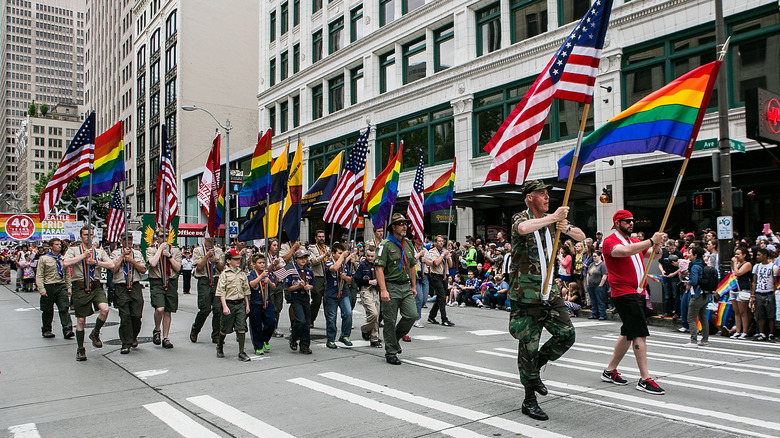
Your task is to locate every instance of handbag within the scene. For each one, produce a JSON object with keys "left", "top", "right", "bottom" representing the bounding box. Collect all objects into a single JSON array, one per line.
[{"left": 738, "top": 291, "right": 752, "bottom": 301}]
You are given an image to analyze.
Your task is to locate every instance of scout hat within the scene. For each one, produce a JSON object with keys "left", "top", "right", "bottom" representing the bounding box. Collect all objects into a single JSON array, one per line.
[
  {"left": 611, "top": 209, "right": 633, "bottom": 229},
  {"left": 388, "top": 213, "right": 411, "bottom": 226},
  {"left": 520, "top": 180, "right": 551, "bottom": 197},
  {"left": 294, "top": 248, "right": 310, "bottom": 258}
]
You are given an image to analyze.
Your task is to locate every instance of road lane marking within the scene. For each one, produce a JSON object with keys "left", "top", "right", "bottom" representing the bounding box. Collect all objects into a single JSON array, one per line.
[
  {"left": 14, "top": 307, "right": 37, "bottom": 312},
  {"left": 288, "top": 378, "right": 490, "bottom": 438},
  {"left": 319, "top": 372, "right": 569, "bottom": 438},
  {"left": 133, "top": 369, "right": 169, "bottom": 380},
  {"left": 187, "top": 395, "right": 295, "bottom": 438},
  {"left": 595, "top": 335, "right": 780, "bottom": 360},
  {"left": 404, "top": 358, "right": 776, "bottom": 438},
  {"left": 571, "top": 321, "right": 614, "bottom": 328},
  {"left": 410, "top": 335, "right": 448, "bottom": 341},
  {"left": 8, "top": 423, "right": 41, "bottom": 438},
  {"left": 142, "top": 402, "right": 221, "bottom": 438},
  {"left": 481, "top": 350, "right": 780, "bottom": 403},
  {"left": 649, "top": 330, "right": 780, "bottom": 350},
  {"left": 414, "top": 356, "right": 780, "bottom": 433},
  {"left": 468, "top": 330, "right": 506, "bottom": 336}
]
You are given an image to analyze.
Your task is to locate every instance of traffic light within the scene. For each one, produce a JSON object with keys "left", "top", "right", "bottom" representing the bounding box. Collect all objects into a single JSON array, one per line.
[{"left": 692, "top": 191, "right": 715, "bottom": 211}]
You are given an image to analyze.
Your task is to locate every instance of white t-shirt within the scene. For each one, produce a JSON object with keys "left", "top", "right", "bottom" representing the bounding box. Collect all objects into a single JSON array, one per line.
[{"left": 752, "top": 262, "right": 778, "bottom": 292}]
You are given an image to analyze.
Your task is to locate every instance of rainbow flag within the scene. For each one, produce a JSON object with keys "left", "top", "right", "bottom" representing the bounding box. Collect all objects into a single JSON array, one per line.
[
  {"left": 423, "top": 158, "right": 456, "bottom": 213},
  {"left": 558, "top": 60, "right": 722, "bottom": 179},
  {"left": 647, "top": 274, "right": 664, "bottom": 284},
  {"left": 715, "top": 272, "right": 739, "bottom": 296},
  {"left": 238, "top": 129, "right": 273, "bottom": 207},
  {"left": 75, "top": 121, "right": 125, "bottom": 196},
  {"left": 214, "top": 184, "right": 225, "bottom": 229},
  {"left": 363, "top": 142, "right": 402, "bottom": 229}
]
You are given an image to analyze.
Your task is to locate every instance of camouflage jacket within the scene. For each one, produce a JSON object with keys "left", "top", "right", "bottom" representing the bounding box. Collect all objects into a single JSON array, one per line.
[{"left": 509, "top": 209, "right": 558, "bottom": 304}]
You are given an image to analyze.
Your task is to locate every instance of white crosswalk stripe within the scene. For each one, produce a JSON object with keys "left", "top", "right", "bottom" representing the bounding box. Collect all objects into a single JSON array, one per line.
[
  {"left": 187, "top": 395, "right": 295, "bottom": 438},
  {"left": 594, "top": 335, "right": 780, "bottom": 360},
  {"left": 318, "top": 372, "right": 570, "bottom": 438},
  {"left": 288, "top": 377, "right": 491, "bottom": 438},
  {"left": 409, "top": 356, "right": 780, "bottom": 437},
  {"left": 142, "top": 402, "right": 221, "bottom": 438},
  {"left": 7, "top": 423, "right": 41, "bottom": 438}
]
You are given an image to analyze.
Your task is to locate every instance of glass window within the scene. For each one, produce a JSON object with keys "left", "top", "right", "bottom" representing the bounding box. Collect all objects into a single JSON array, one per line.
[
  {"left": 403, "top": 38, "right": 426, "bottom": 84},
  {"left": 329, "top": 74, "right": 345, "bottom": 113},
  {"left": 377, "top": 105, "right": 454, "bottom": 170},
  {"left": 137, "top": 73, "right": 145, "bottom": 97},
  {"left": 166, "top": 113, "right": 176, "bottom": 139},
  {"left": 269, "top": 57, "right": 276, "bottom": 86},
  {"left": 137, "top": 45, "right": 146, "bottom": 69},
  {"left": 150, "top": 28, "right": 160, "bottom": 54},
  {"left": 280, "top": 51, "right": 289, "bottom": 81},
  {"left": 380, "top": 0, "right": 394, "bottom": 26},
  {"left": 476, "top": 4, "right": 501, "bottom": 57},
  {"left": 150, "top": 60, "right": 159, "bottom": 85},
  {"left": 281, "top": 2, "right": 289, "bottom": 35},
  {"left": 329, "top": 17, "right": 344, "bottom": 54},
  {"left": 380, "top": 51, "right": 396, "bottom": 93},
  {"left": 312, "top": 30, "right": 323, "bottom": 62},
  {"left": 730, "top": 11, "right": 780, "bottom": 105},
  {"left": 280, "top": 101, "right": 289, "bottom": 133},
  {"left": 559, "top": 0, "right": 590, "bottom": 26},
  {"left": 165, "top": 79, "right": 176, "bottom": 106},
  {"left": 293, "top": 0, "right": 300, "bottom": 26},
  {"left": 511, "top": 0, "right": 547, "bottom": 43},
  {"left": 270, "top": 11, "right": 276, "bottom": 42},
  {"left": 312, "top": 84, "right": 323, "bottom": 120},
  {"left": 434, "top": 24, "right": 454, "bottom": 72},
  {"left": 350, "top": 65, "right": 364, "bottom": 105},
  {"left": 293, "top": 43, "right": 300, "bottom": 73},
  {"left": 293, "top": 95, "right": 300, "bottom": 127},
  {"left": 165, "top": 9, "right": 177, "bottom": 39},
  {"left": 403, "top": 0, "right": 425, "bottom": 14},
  {"left": 351, "top": 6, "right": 364, "bottom": 42},
  {"left": 165, "top": 42, "right": 176, "bottom": 71},
  {"left": 137, "top": 104, "right": 145, "bottom": 129},
  {"left": 150, "top": 92, "right": 159, "bottom": 117},
  {"left": 313, "top": 0, "right": 322, "bottom": 13},
  {"left": 269, "top": 106, "right": 276, "bottom": 133}
]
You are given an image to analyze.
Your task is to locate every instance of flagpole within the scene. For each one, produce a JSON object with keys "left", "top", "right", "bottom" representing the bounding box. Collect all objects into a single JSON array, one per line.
[
  {"left": 87, "top": 171, "right": 93, "bottom": 247},
  {"left": 443, "top": 203, "right": 453, "bottom": 275},
  {"left": 329, "top": 150, "right": 345, "bottom": 246},
  {"left": 541, "top": 103, "right": 590, "bottom": 300},
  {"left": 637, "top": 39, "right": 729, "bottom": 291},
  {"left": 122, "top": 180, "right": 128, "bottom": 240}
]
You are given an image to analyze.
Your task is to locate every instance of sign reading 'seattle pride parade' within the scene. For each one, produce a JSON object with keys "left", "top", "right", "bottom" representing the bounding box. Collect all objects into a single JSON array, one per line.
[{"left": 0, "top": 213, "right": 78, "bottom": 241}]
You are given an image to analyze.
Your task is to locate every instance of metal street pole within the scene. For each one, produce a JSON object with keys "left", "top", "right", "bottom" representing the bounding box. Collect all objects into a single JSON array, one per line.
[
  {"left": 181, "top": 105, "right": 233, "bottom": 247},
  {"left": 715, "top": 0, "right": 733, "bottom": 275}
]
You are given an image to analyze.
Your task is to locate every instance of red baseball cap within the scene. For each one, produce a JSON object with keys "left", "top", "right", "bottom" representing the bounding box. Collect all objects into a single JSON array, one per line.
[
  {"left": 611, "top": 210, "right": 633, "bottom": 229},
  {"left": 226, "top": 248, "right": 241, "bottom": 259}
]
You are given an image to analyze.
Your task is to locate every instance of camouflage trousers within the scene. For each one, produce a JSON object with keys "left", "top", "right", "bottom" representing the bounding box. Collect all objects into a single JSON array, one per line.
[{"left": 508, "top": 297, "right": 575, "bottom": 386}]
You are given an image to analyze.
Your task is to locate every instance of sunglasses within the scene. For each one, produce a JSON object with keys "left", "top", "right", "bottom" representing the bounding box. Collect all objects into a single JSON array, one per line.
[{"left": 620, "top": 219, "right": 635, "bottom": 223}]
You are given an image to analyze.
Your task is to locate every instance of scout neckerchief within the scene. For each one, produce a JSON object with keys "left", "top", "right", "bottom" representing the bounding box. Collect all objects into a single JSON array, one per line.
[
  {"left": 253, "top": 269, "right": 268, "bottom": 309},
  {"left": 47, "top": 251, "right": 63, "bottom": 279},
  {"left": 123, "top": 248, "right": 135, "bottom": 291},
  {"left": 614, "top": 231, "right": 645, "bottom": 293},
  {"left": 294, "top": 262, "right": 308, "bottom": 291},
  {"left": 80, "top": 244, "right": 96, "bottom": 292},
  {"left": 203, "top": 243, "right": 215, "bottom": 286},
  {"left": 528, "top": 209, "right": 553, "bottom": 301},
  {"left": 387, "top": 234, "right": 410, "bottom": 275},
  {"left": 317, "top": 243, "right": 327, "bottom": 274},
  {"left": 333, "top": 256, "right": 346, "bottom": 298}
]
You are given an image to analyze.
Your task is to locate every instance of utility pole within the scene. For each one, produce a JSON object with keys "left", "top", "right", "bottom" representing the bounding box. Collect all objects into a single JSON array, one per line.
[{"left": 715, "top": 0, "right": 733, "bottom": 275}]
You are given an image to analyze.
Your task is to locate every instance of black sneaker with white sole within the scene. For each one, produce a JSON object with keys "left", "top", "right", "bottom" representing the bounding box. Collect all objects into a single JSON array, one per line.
[
  {"left": 601, "top": 368, "right": 628, "bottom": 385},
  {"left": 636, "top": 378, "right": 665, "bottom": 395}
]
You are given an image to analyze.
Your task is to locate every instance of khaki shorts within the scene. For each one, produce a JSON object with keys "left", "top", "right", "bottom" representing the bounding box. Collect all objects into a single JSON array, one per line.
[
  {"left": 220, "top": 299, "right": 247, "bottom": 334},
  {"left": 72, "top": 282, "right": 107, "bottom": 318},
  {"left": 150, "top": 278, "right": 179, "bottom": 312}
]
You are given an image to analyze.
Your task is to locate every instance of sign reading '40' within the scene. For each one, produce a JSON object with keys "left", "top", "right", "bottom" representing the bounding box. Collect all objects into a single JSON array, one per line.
[{"left": 0, "top": 213, "right": 77, "bottom": 241}]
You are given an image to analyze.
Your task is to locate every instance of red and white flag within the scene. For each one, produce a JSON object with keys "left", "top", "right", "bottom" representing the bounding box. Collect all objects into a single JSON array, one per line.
[
  {"left": 407, "top": 148, "right": 425, "bottom": 242},
  {"left": 198, "top": 133, "right": 220, "bottom": 220},
  {"left": 323, "top": 128, "right": 370, "bottom": 228},
  {"left": 106, "top": 186, "right": 125, "bottom": 243},
  {"left": 483, "top": 0, "right": 614, "bottom": 185},
  {"left": 38, "top": 112, "right": 95, "bottom": 221},
  {"left": 155, "top": 125, "right": 178, "bottom": 229}
]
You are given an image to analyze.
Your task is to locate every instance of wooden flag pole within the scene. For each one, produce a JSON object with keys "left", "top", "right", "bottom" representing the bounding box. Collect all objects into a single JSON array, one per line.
[{"left": 541, "top": 103, "right": 590, "bottom": 300}]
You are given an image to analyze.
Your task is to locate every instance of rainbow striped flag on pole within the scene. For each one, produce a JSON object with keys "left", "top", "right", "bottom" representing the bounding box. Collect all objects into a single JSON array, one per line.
[
  {"left": 423, "top": 158, "right": 456, "bottom": 213},
  {"left": 363, "top": 142, "right": 402, "bottom": 229},
  {"left": 75, "top": 121, "right": 124, "bottom": 196},
  {"left": 238, "top": 130, "right": 273, "bottom": 207}
]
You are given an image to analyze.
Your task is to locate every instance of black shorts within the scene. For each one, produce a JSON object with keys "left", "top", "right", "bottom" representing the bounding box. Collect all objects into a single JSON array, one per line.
[{"left": 612, "top": 293, "right": 649, "bottom": 340}]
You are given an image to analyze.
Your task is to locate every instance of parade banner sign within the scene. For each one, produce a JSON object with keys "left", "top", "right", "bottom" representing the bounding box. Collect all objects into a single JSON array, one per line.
[
  {"left": 0, "top": 213, "right": 77, "bottom": 241},
  {"left": 140, "top": 213, "right": 179, "bottom": 260}
]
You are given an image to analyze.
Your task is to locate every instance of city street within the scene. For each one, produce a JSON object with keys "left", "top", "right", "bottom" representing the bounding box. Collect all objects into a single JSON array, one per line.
[{"left": 2, "top": 281, "right": 779, "bottom": 438}]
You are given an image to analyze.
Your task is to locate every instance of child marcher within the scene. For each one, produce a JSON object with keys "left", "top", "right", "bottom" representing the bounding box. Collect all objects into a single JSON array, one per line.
[
  {"left": 247, "top": 254, "right": 276, "bottom": 355},
  {"left": 287, "top": 249, "right": 315, "bottom": 354},
  {"left": 215, "top": 249, "right": 252, "bottom": 361},
  {"left": 324, "top": 242, "right": 354, "bottom": 349}
]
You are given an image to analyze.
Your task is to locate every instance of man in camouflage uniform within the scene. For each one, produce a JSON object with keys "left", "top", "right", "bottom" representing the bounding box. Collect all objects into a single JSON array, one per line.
[{"left": 509, "top": 180, "right": 584, "bottom": 421}]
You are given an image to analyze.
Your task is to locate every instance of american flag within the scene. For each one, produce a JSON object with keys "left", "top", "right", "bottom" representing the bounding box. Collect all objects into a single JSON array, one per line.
[
  {"left": 484, "top": 0, "right": 613, "bottom": 185},
  {"left": 273, "top": 262, "right": 301, "bottom": 281},
  {"left": 407, "top": 148, "right": 425, "bottom": 241},
  {"left": 106, "top": 186, "right": 125, "bottom": 243},
  {"left": 38, "top": 111, "right": 95, "bottom": 221},
  {"left": 155, "top": 125, "right": 178, "bottom": 229},
  {"left": 323, "top": 127, "right": 370, "bottom": 228}
]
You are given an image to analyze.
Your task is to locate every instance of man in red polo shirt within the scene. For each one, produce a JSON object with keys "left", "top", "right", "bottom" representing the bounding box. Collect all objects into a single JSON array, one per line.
[{"left": 600, "top": 210, "right": 666, "bottom": 395}]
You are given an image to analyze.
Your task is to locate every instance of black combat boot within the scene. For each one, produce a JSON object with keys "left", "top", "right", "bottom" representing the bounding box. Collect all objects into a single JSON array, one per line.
[{"left": 521, "top": 387, "right": 548, "bottom": 421}]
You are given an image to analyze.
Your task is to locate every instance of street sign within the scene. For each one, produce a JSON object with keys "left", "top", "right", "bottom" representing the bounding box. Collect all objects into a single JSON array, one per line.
[
  {"left": 229, "top": 221, "right": 238, "bottom": 236},
  {"left": 716, "top": 216, "right": 733, "bottom": 240},
  {"left": 693, "top": 138, "right": 745, "bottom": 152},
  {"left": 128, "top": 220, "right": 141, "bottom": 225}
]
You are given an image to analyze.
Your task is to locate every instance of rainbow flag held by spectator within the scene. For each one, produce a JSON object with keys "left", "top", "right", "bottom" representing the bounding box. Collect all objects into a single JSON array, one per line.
[
  {"left": 715, "top": 272, "right": 739, "bottom": 296},
  {"left": 647, "top": 274, "right": 664, "bottom": 284}
]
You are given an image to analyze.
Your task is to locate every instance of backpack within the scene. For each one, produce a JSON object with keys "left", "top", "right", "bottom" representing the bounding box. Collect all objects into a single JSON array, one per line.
[{"left": 699, "top": 265, "right": 719, "bottom": 292}]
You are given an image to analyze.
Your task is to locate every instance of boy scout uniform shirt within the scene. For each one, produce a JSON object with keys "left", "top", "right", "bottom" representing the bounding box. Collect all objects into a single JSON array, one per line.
[
  {"left": 35, "top": 253, "right": 71, "bottom": 292},
  {"left": 110, "top": 249, "right": 144, "bottom": 284},
  {"left": 215, "top": 268, "right": 251, "bottom": 300},
  {"left": 375, "top": 237, "right": 417, "bottom": 283},
  {"left": 426, "top": 247, "right": 447, "bottom": 276},
  {"left": 145, "top": 246, "right": 183, "bottom": 279},
  {"left": 308, "top": 243, "right": 329, "bottom": 277},
  {"left": 509, "top": 209, "right": 559, "bottom": 303},
  {"left": 192, "top": 245, "right": 224, "bottom": 278},
  {"left": 285, "top": 265, "right": 314, "bottom": 289},
  {"left": 64, "top": 244, "right": 112, "bottom": 282}
]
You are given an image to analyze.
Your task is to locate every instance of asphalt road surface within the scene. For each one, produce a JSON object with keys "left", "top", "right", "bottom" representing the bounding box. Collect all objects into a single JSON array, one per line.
[{"left": 2, "top": 280, "right": 778, "bottom": 438}]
